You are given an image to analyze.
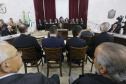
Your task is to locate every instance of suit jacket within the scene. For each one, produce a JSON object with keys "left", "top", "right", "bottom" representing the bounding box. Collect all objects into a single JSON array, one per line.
[
  {"left": 48, "top": 32, "right": 61, "bottom": 38},
  {"left": 80, "top": 30, "right": 94, "bottom": 39},
  {"left": 66, "top": 37, "right": 86, "bottom": 63},
  {"left": 0, "top": 73, "right": 60, "bottom": 84},
  {"left": 72, "top": 73, "right": 117, "bottom": 84},
  {"left": 3, "top": 29, "right": 16, "bottom": 36},
  {"left": 13, "top": 34, "right": 42, "bottom": 60},
  {"left": 108, "top": 27, "right": 121, "bottom": 34},
  {"left": 87, "top": 32, "right": 114, "bottom": 58},
  {"left": 42, "top": 36, "right": 65, "bottom": 61},
  {"left": 42, "top": 36, "right": 65, "bottom": 52}
]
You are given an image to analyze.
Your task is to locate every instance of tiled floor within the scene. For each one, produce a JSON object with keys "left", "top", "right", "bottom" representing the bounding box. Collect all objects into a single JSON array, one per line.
[
  {"left": 18, "top": 56, "right": 95, "bottom": 84},
  {"left": 18, "top": 26, "right": 96, "bottom": 84}
]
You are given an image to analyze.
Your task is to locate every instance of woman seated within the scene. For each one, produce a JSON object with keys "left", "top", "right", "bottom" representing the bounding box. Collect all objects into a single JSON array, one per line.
[{"left": 58, "top": 23, "right": 63, "bottom": 29}]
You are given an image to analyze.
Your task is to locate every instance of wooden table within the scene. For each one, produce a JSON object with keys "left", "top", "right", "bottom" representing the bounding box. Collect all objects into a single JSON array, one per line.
[
  {"left": 57, "top": 29, "right": 68, "bottom": 40},
  {"left": 0, "top": 34, "right": 20, "bottom": 45},
  {"left": 94, "top": 31, "right": 126, "bottom": 46},
  {"left": 45, "top": 23, "right": 79, "bottom": 31}
]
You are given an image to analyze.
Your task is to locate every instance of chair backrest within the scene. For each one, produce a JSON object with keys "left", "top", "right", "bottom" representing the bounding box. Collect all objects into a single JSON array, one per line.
[
  {"left": 83, "top": 36, "right": 92, "bottom": 42},
  {"left": 18, "top": 46, "right": 37, "bottom": 60},
  {"left": 43, "top": 47, "right": 62, "bottom": 61},
  {"left": 70, "top": 46, "right": 88, "bottom": 60},
  {"left": 66, "top": 36, "right": 73, "bottom": 39},
  {"left": 36, "top": 37, "right": 44, "bottom": 46}
]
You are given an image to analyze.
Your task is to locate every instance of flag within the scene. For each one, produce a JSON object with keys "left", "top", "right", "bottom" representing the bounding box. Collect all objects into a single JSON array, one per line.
[
  {"left": 23, "top": 11, "right": 28, "bottom": 24},
  {"left": 28, "top": 11, "right": 32, "bottom": 27}
]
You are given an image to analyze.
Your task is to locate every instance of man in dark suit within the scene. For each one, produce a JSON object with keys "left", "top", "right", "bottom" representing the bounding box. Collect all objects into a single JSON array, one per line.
[
  {"left": 87, "top": 22, "right": 114, "bottom": 58},
  {"left": 2, "top": 26, "right": 16, "bottom": 36},
  {"left": 66, "top": 25, "right": 86, "bottom": 65},
  {"left": 37, "top": 19, "right": 43, "bottom": 31},
  {"left": 0, "top": 43, "right": 60, "bottom": 84},
  {"left": 42, "top": 26, "right": 65, "bottom": 62},
  {"left": 13, "top": 24, "right": 43, "bottom": 62},
  {"left": 80, "top": 29, "right": 94, "bottom": 39},
  {"left": 69, "top": 43, "right": 126, "bottom": 84}
]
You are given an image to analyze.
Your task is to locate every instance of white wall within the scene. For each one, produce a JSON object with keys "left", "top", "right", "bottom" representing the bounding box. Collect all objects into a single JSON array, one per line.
[
  {"left": 55, "top": 0, "right": 69, "bottom": 19},
  {"left": 88, "top": 0, "right": 126, "bottom": 26},
  {"left": 0, "top": 0, "right": 36, "bottom": 32}
]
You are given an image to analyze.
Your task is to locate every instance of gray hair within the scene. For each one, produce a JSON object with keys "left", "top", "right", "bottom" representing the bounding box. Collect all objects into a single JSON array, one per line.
[
  {"left": 96, "top": 42, "right": 126, "bottom": 83},
  {"left": 0, "top": 43, "right": 9, "bottom": 64},
  {"left": 100, "top": 22, "right": 110, "bottom": 32}
]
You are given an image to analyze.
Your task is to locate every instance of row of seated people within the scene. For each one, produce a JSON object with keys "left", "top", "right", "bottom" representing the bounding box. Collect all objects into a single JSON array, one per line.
[
  {"left": 0, "top": 18, "right": 25, "bottom": 36},
  {"left": 1, "top": 37, "right": 126, "bottom": 84},
  {"left": 13, "top": 22, "right": 113, "bottom": 64},
  {"left": 38, "top": 17, "right": 85, "bottom": 30}
]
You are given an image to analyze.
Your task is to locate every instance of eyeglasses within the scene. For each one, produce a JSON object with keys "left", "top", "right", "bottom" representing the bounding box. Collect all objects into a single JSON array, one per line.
[{"left": 0, "top": 51, "right": 22, "bottom": 67}]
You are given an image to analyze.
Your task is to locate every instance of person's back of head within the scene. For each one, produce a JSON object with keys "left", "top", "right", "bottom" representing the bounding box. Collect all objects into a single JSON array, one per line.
[
  {"left": 49, "top": 26, "right": 57, "bottom": 35},
  {"left": 100, "top": 22, "right": 110, "bottom": 32},
  {"left": 18, "top": 24, "right": 28, "bottom": 33},
  {"left": 72, "top": 25, "right": 82, "bottom": 37},
  {"left": 95, "top": 42, "right": 126, "bottom": 83}
]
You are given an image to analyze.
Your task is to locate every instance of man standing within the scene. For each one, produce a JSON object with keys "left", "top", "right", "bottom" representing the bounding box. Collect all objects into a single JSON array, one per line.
[
  {"left": 42, "top": 26, "right": 65, "bottom": 62},
  {"left": 0, "top": 42, "right": 60, "bottom": 84}
]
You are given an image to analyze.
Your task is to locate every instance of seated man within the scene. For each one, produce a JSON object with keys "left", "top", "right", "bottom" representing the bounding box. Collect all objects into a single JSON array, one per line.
[
  {"left": 70, "top": 42, "right": 126, "bottom": 84},
  {"left": 0, "top": 42, "right": 60, "bottom": 84},
  {"left": 42, "top": 26, "right": 65, "bottom": 62},
  {"left": 47, "top": 25, "right": 61, "bottom": 38},
  {"left": 2, "top": 26, "right": 16, "bottom": 36},
  {"left": 13, "top": 24, "right": 43, "bottom": 62},
  {"left": 108, "top": 23, "right": 120, "bottom": 34},
  {"left": 80, "top": 29, "right": 94, "bottom": 39},
  {"left": 70, "top": 18, "right": 75, "bottom": 24},
  {"left": 87, "top": 22, "right": 114, "bottom": 58},
  {"left": 66, "top": 25, "right": 86, "bottom": 65},
  {"left": 37, "top": 19, "right": 43, "bottom": 31}
]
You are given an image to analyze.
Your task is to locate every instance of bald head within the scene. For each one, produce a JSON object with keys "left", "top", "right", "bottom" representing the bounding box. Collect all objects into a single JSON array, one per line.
[
  {"left": 94, "top": 42, "right": 126, "bottom": 82},
  {"left": 0, "top": 43, "right": 23, "bottom": 75},
  {"left": 18, "top": 24, "right": 28, "bottom": 33}
]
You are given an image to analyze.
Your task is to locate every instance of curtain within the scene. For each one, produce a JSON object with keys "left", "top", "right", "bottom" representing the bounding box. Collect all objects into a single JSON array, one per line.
[
  {"left": 69, "top": 0, "right": 79, "bottom": 20},
  {"left": 79, "top": 0, "right": 89, "bottom": 28},
  {"left": 33, "top": 0, "right": 44, "bottom": 26},
  {"left": 44, "top": 0, "right": 56, "bottom": 21},
  {"left": 55, "top": 0, "right": 69, "bottom": 19}
]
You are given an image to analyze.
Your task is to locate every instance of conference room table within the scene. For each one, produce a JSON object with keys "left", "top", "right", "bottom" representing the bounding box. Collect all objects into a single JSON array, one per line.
[
  {"left": 45, "top": 23, "right": 79, "bottom": 31},
  {"left": 1, "top": 32, "right": 126, "bottom": 47},
  {"left": 94, "top": 31, "right": 126, "bottom": 46}
]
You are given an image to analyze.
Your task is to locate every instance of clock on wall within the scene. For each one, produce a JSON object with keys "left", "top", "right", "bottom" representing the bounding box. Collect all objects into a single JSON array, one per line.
[{"left": 0, "top": 3, "right": 7, "bottom": 14}]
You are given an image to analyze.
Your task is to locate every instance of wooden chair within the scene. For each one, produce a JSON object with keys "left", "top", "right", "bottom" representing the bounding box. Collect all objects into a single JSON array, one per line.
[
  {"left": 83, "top": 36, "right": 94, "bottom": 72},
  {"left": 43, "top": 47, "right": 62, "bottom": 77},
  {"left": 69, "top": 46, "right": 88, "bottom": 76},
  {"left": 83, "top": 36, "right": 92, "bottom": 42},
  {"left": 18, "top": 46, "right": 43, "bottom": 73},
  {"left": 66, "top": 36, "right": 73, "bottom": 39}
]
